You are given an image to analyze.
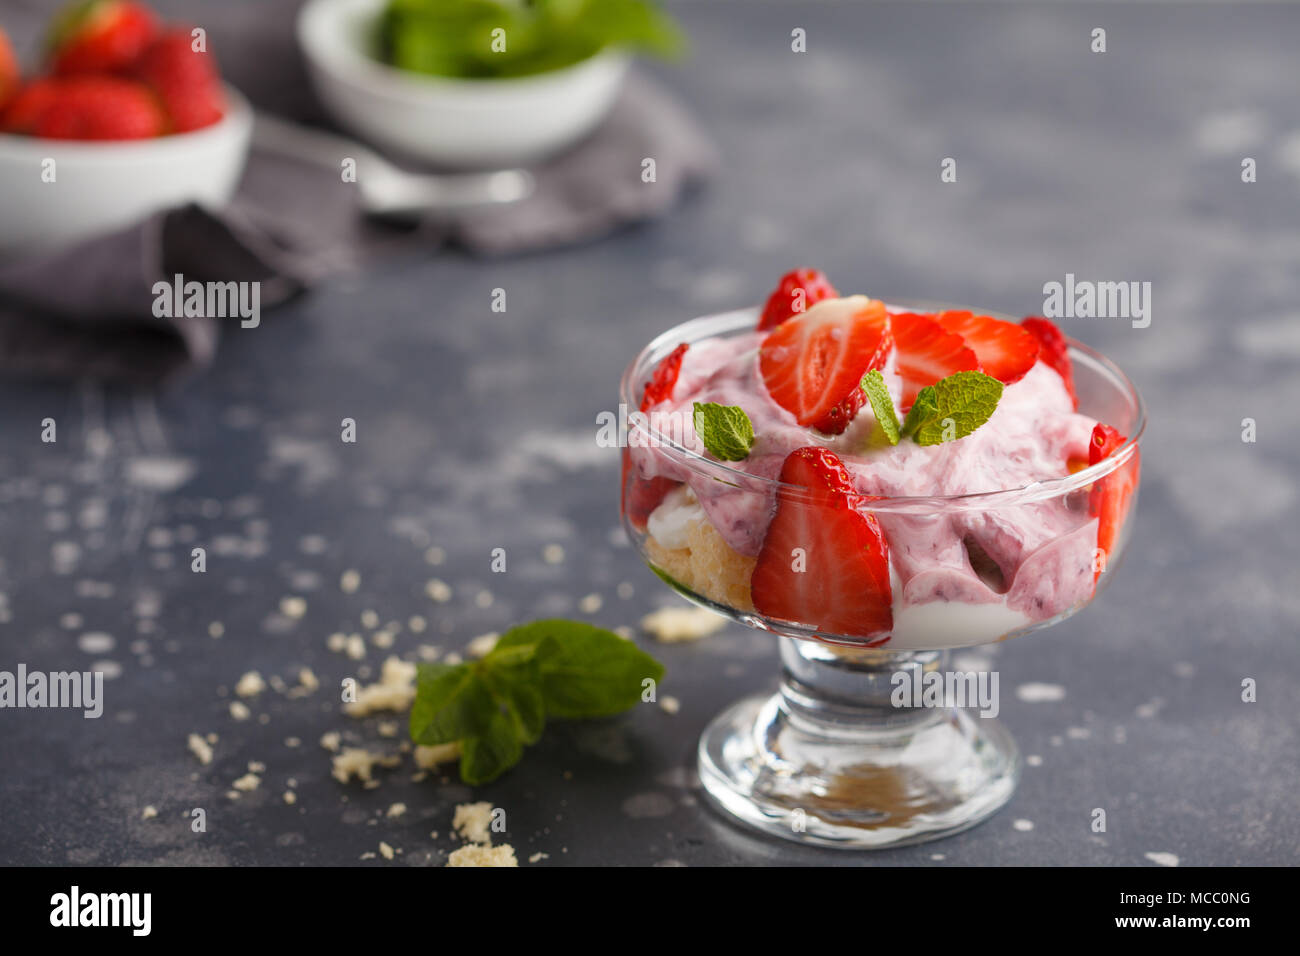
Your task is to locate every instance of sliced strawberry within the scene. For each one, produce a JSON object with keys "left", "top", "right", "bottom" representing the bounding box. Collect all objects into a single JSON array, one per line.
[
  {"left": 751, "top": 447, "right": 893, "bottom": 640},
  {"left": 1020, "top": 316, "right": 1077, "bottom": 409},
  {"left": 1087, "top": 423, "right": 1139, "bottom": 579},
  {"left": 48, "top": 1, "right": 158, "bottom": 76},
  {"left": 935, "top": 310, "right": 1038, "bottom": 385},
  {"left": 759, "top": 297, "right": 890, "bottom": 434},
  {"left": 621, "top": 458, "right": 678, "bottom": 533},
  {"left": 624, "top": 342, "right": 690, "bottom": 531},
  {"left": 640, "top": 342, "right": 688, "bottom": 412},
  {"left": 890, "top": 312, "right": 979, "bottom": 411},
  {"left": 757, "top": 268, "right": 839, "bottom": 331}
]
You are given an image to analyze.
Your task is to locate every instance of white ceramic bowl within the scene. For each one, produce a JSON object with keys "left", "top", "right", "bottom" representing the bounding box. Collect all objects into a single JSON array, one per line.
[
  {"left": 0, "top": 85, "right": 252, "bottom": 259},
  {"left": 297, "top": 0, "right": 630, "bottom": 168}
]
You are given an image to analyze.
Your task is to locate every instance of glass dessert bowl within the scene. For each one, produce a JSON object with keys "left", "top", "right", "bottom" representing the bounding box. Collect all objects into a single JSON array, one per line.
[{"left": 619, "top": 275, "right": 1144, "bottom": 848}]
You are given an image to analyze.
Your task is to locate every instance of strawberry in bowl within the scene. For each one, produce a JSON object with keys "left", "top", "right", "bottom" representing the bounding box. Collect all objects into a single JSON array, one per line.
[
  {"left": 619, "top": 270, "right": 1145, "bottom": 848},
  {"left": 0, "top": 2, "right": 249, "bottom": 255}
]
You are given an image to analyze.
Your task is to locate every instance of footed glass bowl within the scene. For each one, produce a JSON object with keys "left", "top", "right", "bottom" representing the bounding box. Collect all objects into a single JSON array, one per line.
[{"left": 620, "top": 305, "right": 1145, "bottom": 848}]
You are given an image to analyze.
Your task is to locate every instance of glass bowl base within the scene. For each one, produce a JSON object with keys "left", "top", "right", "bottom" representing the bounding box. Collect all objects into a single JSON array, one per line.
[{"left": 698, "top": 689, "right": 1021, "bottom": 849}]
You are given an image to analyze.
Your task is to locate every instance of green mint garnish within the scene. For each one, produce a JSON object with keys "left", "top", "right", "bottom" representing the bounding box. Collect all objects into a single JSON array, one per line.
[
  {"left": 380, "top": 0, "right": 684, "bottom": 81},
  {"left": 692, "top": 402, "right": 755, "bottom": 461},
  {"left": 860, "top": 370, "right": 901, "bottom": 445},
  {"left": 900, "top": 371, "right": 1004, "bottom": 446},
  {"left": 409, "top": 619, "right": 664, "bottom": 785}
]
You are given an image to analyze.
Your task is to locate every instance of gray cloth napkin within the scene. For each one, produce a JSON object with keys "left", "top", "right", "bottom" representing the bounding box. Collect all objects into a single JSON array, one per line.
[
  {"left": 0, "top": 66, "right": 717, "bottom": 384},
  {"left": 0, "top": 205, "right": 311, "bottom": 383}
]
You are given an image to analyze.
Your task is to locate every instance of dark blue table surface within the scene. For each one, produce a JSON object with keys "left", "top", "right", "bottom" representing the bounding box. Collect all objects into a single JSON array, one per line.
[{"left": 0, "top": 0, "right": 1296, "bottom": 866}]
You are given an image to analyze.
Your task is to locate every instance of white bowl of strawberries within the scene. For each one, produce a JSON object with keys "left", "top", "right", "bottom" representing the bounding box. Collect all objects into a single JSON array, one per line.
[{"left": 0, "top": 1, "right": 251, "bottom": 257}]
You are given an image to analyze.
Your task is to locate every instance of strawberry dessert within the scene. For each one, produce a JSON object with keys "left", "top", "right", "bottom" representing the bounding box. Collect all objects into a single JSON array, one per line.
[
  {"left": 623, "top": 269, "right": 1141, "bottom": 649},
  {"left": 0, "top": 1, "right": 226, "bottom": 141}
]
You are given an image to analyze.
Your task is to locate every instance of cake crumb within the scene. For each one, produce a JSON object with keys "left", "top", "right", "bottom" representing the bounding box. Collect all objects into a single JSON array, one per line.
[
  {"left": 453, "top": 802, "right": 497, "bottom": 845},
  {"left": 414, "top": 743, "right": 461, "bottom": 769},
  {"left": 331, "top": 748, "right": 400, "bottom": 784},
  {"left": 280, "top": 596, "right": 307, "bottom": 619},
  {"left": 291, "top": 667, "right": 320, "bottom": 697},
  {"left": 283, "top": 791, "right": 297, "bottom": 805},
  {"left": 408, "top": 615, "right": 427, "bottom": 633},
  {"left": 424, "top": 546, "right": 446, "bottom": 566},
  {"left": 660, "top": 696, "right": 681, "bottom": 715},
  {"left": 466, "top": 632, "right": 500, "bottom": 658},
  {"left": 426, "top": 579, "right": 452, "bottom": 603},
  {"left": 208, "top": 621, "right": 224, "bottom": 639},
  {"left": 542, "top": 544, "right": 565, "bottom": 565},
  {"left": 578, "top": 593, "right": 603, "bottom": 614},
  {"left": 319, "top": 731, "right": 342, "bottom": 753},
  {"left": 379, "top": 841, "right": 395, "bottom": 860},
  {"left": 446, "top": 844, "right": 517, "bottom": 867},
  {"left": 340, "top": 570, "right": 361, "bottom": 594},
  {"left": 187, "top": 733, "right": 213, "bottom": 765},
  {"left": 229, "top": 701, "right": 251, "bottom": 721},
  {"left": 234, "top": 671, "right": 266, "bottom": 698},
  {"left": 232, "top": 773, "right": 260, "bottom": 792},
  {"left": 360, "top": 609, "right": 380, "bottom": 630},
  {"left": 344, "top": 657, "right": 417, "bottom": 716},
  {"left": 345, "top": 634, "right": 366, "bottom": 660},
  {"left": 327, "top": 632, "right": 347, "bottom": 652},
  {"left": 641, "top": 606, "right": 726, "bottom": 643},
  {"left": 140, "top": 805, "right": 158, "bottom": 821},
  {"left": 248, "top": 760, "right": 265, "bottom": 773},
  {"left": 386, "top": 803, "right": 407, "bottom": 818},
  {"left": 528, "top": 851, "right": 549, "bottom": 863}
]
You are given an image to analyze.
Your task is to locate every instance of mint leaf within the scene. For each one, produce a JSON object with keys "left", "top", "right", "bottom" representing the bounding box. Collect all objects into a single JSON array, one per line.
[
  {"left": 900, "top": 371, "right": 1003, "bottom": 446},
  {"left": 860, "top": 370, "right": 901, "bottom": 445},
  {"left": 408, "top": 662, "right": 495, "bottom": 746},
  {"left": 479, "top": 650, "right": 547, "bottom": 745},
  {"left": 493, "top": 619, "right": 665, "bottom": 719},
  {"left": 409, "top": 618, "right": 666, "bottom": 786},
  {"left": 692, "top": 402, "right": 755, "bottom": 461},
  {"left": 380, "top": 0, "right": 684, "bottom": 80},
  {"left": 459, "top": 708, "right": 524, "bottom": 786}
]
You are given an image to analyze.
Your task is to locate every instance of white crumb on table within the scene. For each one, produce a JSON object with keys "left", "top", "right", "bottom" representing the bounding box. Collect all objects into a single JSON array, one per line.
[
  {"left": 234, "top": 671, "right": 266, "bottom": 698},
  {"left": 641, "top": 606, "right": 725, "bottom": 643}
]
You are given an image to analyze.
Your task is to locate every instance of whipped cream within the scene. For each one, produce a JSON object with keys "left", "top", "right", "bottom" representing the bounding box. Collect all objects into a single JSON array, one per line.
[{"left": 632, "top": 305, "right": 1102, "bottom": 646}]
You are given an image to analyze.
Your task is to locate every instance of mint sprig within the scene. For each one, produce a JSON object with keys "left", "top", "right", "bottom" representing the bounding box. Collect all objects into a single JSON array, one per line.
[
  {"left": 409, "top": 619, "right": 665, "bottom": 785},
  {"left": 860, "top": 370, "right": 901, "bottom": 445},
  {"left": 692, "top": 402, "right": 755, "bottom": 461},
  {"left": 900, "top": 371, "right": 1004, "bottom": 446}
]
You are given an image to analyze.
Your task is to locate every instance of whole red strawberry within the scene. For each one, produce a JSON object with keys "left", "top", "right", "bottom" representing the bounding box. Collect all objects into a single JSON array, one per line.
[
  {"left": 34, "top": 76, "right": 166, "bottom": 140},
  {"left": 48, "top": 0, "right": 158, "bottom": 75},
  {"left": 0, "top": 28, "right": 19, "bottom": 113},
  {"left": 1, "top": 79, "right": 64, "bottom": 134},
  {"left": 133, "top": 27, "right": 225, "bottom": 132},
  {"left": 757, "top": 268, "right": 838, "bottom": 331}
]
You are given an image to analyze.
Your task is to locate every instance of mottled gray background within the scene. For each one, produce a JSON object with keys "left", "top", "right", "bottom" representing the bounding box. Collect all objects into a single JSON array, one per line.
[{"left": 0, "top": 0, "right": 1296, "bottom": 866}]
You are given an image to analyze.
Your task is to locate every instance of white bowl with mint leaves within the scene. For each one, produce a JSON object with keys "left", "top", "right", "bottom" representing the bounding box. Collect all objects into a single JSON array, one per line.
[{"left": 297, "top": 0, "right": 683, "bottom": 168}]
